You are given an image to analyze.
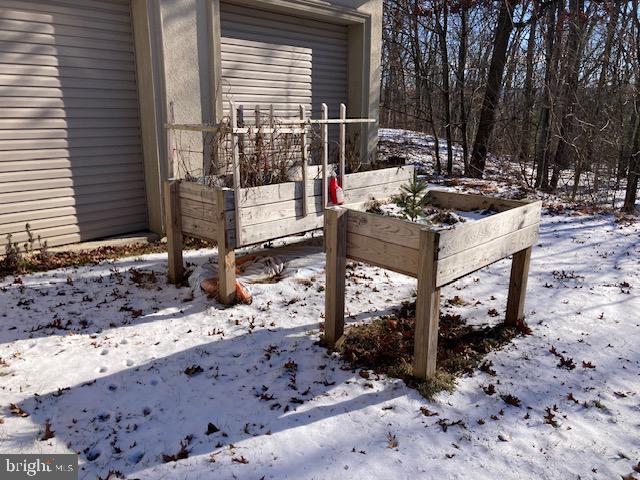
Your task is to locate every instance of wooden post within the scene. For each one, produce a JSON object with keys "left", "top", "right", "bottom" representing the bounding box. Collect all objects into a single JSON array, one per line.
[
  {"left": 300, "top": 105, "right": 309, "bottom": 216},
  {"left": 324, "top": 207, "right": 347, "bottom": 345},
  {"left": 216, "top": 188, "right": 236, "bottom": 305},
  {"left": 321, "top": 103, "right": 329, "bottom": 207},
  {"left": 505, "top": 246, "right": 532, "bottom": 325},
  {"left": 339, "top": 103, "right": 346, "bottom": 189},
  {"left": 230, "top": 102, "right": 242, "bottom": 247},
  {"left": 413, "top": 229, "right": 441, "bottom": 379},
  {"left": 163, "top": 180, "right": 184, "bottom": 284}
]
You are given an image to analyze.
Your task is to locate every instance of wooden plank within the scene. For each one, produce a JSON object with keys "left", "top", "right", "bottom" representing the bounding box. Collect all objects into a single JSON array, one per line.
[
  {"left": 346, "top": 232, "right": 419, "bottom": 277},
  {"left": 427, "top": 189, "right": 528, "bottom": 212},
  {"left": 179, "top": 197, "right": 216, "bottom": 222},
  {"left": 163, "top": 181, "right": 183, "bottom": 284},
  {"left": 436, "top": 223, "right": 539, "bottom": 287},
  {"left": 235, "top": 166, "right": 412, "bottom": 208},
  {"left": 240, "top": 212, "right": 324, "bottom": 246},
  {"left": 230, "top": 102, "right": 242, "bottom": 246},
  {"left": 241, "top": 195, "right": 323, "bottom": 226},
  {"left": 437, "top": 201, "right": 542, "bottom": 258},
  {"left": 346, "top": 209, "right": 422, "bottom": 249},
  {"left": 178, "top": 181, "right": 217, "bottom": 205},
  {"left": 324, "top": 207, "right": 347, "bottom": 345},
  {"left": 505, "top": 247, "right": 532, "bottom": 326},
  {"left": 339, "top": 103, "right": 346, "bottom": 189},
  {"left": 343, "top": 179, "right": 407, "bottom": 205},
  {"left": 322, "top": 103, "right": 328, "bottom": 207},
  {"left": 413, "top": 229, "right": 441, "bottom": 379},
  {"left": 216, "top": 189, "right": 236, "bottom": 305},
  {"left": 344, "top": 165, "right": 414, "bottom": 190},
  {"left": 238, "top": 180, "right": 407, "bottom": 228},
  {"left": 181, "top": 215, "right": 217, "bottom": 241},
  {"left": 300, "top": 104, "right": 309, "bottom": 216}
]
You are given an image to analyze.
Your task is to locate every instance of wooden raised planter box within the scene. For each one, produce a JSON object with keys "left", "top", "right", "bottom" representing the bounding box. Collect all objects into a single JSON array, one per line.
[
  {"left": 324, "top": 190, "right": 542, "bottom": 379},
  {"left": 164, "top": 165, "right": 415, "bottom": 303}
]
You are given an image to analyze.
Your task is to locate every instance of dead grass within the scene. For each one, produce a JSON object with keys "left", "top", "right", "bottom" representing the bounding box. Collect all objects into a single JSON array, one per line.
[
  {"left": 0, "top": 237, "right": 211, "bottom": 280},
  {"left": 337, "top": 301, "right": 528, "bottom": 398}
]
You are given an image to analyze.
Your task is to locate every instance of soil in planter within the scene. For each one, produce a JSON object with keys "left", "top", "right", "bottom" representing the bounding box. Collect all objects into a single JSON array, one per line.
[{"left": 336, "top": 301, "right": 531, "bottom": 398}]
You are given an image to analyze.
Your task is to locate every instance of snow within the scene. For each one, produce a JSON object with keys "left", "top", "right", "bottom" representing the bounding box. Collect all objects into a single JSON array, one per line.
[
  {"left": 1, "top": 135, "right": 639, "bottom": 479},
  {"left": 1, "top": 210, "right": 638, "bottom": 479}
]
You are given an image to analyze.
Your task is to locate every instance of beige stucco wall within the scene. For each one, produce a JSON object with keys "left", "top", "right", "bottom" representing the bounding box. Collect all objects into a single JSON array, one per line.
[{"left": 135, "top": 0, "right": 382, "bottom": 232}]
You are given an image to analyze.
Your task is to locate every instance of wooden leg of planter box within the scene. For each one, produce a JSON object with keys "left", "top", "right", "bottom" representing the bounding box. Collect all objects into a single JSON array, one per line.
[
  {"left": 413, "top": 230, "right": 440, "bottom": 380},
  {"left": 216, "top": 189, "right": 236, "bottom": 305},
  {"left": 324, "top": 207, "right": 347, "bottom": 345},
  {"left": 506, "top": 246, "right": 532, "bottom": 326},
  {"left": 163, "top": 180, "right": 184, "bottom": 285}
]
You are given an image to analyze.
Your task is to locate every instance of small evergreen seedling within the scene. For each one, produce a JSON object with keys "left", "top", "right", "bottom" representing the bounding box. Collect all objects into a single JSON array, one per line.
[{"left": 393, "top": 177, "right": 429, "bottom": 222}]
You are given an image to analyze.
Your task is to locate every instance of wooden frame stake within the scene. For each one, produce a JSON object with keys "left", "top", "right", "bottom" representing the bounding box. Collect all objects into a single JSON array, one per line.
[
  {"left": 324, "top": 207, "right": 347, "bottom": 344},
  {"left": 413, "top": 229, "right": 441, "bottom": 379},
  {"left": 163, "top": 180, "right": 184, "bottom": 284}
]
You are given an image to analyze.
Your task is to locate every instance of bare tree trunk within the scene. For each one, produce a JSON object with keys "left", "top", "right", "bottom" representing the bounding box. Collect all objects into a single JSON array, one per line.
[
  {"left": 468, "top": 0, "right": 516, "bottom": 178},
  {"left": 623, "top": 0, "right": 640, "bottom": 212},
  {"left": 434, "top": 6, "right": 453, "bottom": 175},
  {"left": 518, "top": 11, "right": 538, "bottom": 181},
  {"left": 551, "top": 0, "right": 586, "bottom": 193},
  {"left": 456, "top": 4, "right": 469, "bottom": 173},
  {"left": 534, "top": 3, "right": 561, "bottom": 189}
]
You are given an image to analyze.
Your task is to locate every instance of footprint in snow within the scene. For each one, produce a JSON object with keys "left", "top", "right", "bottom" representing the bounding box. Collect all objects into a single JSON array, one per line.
[
  {"left": 100, "top": 349, "right": 108, "bottom": 356},
  {"left": 125, "top": 359, "right": 134, "bottom": 367},
  {"left": 98, "top": 366, "right": 108, "bottom": 373}
]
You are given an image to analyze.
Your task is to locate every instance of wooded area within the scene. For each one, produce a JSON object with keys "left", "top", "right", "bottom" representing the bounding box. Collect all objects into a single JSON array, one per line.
[{"left": 381, "top": 0, "right": 640, "bottom": 212}]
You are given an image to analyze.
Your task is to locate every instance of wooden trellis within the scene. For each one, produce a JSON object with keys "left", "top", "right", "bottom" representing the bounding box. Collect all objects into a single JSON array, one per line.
[{"left": 164, "top": 102, "right": 412, "bottom": 305}]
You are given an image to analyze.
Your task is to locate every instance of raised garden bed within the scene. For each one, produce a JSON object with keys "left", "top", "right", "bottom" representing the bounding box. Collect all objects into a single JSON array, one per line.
[
  {"left": 324, "top": 190, "right": 542, "bottom": 379},
  {"left": 164, "top": 165, "right": 414, "bottom": 303}
]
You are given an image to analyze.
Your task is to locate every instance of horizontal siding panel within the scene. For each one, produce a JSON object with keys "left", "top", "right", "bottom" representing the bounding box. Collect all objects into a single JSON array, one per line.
[
  {"left": 0, "top": 97, "right": 139, "bottom": 109},
  {"left": 0, "top": 64, "right": 137, "bottom": 82},
  {"left": 0, "top": 18, "right": 133, "bottom": 43},
  {"left": 0, "top": 76, "right": 137, "bottom": 92},
  {"left": 221, "top": 51, "right": 311, "bottom": 69},
  {"left": 0, "top": 199, "right": 146, "bottom": 234},
  {"left": 0, "top": 180, "right": 146, "bottom": 205},
  {"left": 0, "top": 107, "right": 140, "bottom": 119},
  {"left": 0, "top": 145, "right": 142, "bottom": 162},
  {"left": 0, "top": 128, "right": 140, "bottom": 141},
  {"left": 17, "top": 0, "right": 131, "bottom": 16},
  {"left": 222, "top": 9, "right": 348, "bottom": 39},
  {"left": 0, "top": 170, "right": 144, "bottom": 193},
  {"left": 0, "top": 7, "right": 133, "bottom": 33},
  {"left": 0, "top": 39, "right": 135, "bottom": 61},
  {"left": 1, "top": 220, "right": 149, "bottom": 252},
  {"left": 1, "top": 0, "right": 132, "bottom": 24},
  {"left": 0, "top": 51, "right": 135, "bottom": 72},
  {"left": 0, "top": 188, "right": 145, "bottom": 215},
  {"left": 0, "top": 118, "right": 141, "bottom": 130},
  {"left": 222, "top": 60, "right": 311, "bottom": 76},
  {"left": 0, "top": 163, "right": 142, "bottom": 182},
  {"left": 0, "top": 212, "right": 147, "bottom": 241},
  {"left": 0, "top": 155, "right": 142, "bottom": 172},
  {"left": 0, "top": 29, "right": 133, "bottom": 53},
  {"left": 0, "top": 85, "right": 138, "bottom": 99}
]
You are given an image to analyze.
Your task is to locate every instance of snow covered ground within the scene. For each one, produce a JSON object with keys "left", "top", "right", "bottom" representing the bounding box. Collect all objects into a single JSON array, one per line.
[{"left": 1, "top": 204, "right": 638, "bottom": 479}]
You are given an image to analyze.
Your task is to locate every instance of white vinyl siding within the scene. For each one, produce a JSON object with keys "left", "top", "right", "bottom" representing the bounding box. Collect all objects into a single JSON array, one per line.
[
  {"left": 0, "top": 0, "right": 146, "bottom": 251},
  {"left": 219, "top": 3, "right": 349, "bottom": 121}
]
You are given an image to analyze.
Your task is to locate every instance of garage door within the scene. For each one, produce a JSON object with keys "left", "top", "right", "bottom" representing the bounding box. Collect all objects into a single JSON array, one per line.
[
  {"left": 0, "top": 0, "right": 147, "bottom": 252},
  {"left": 219, "top": 2, "right": 349, "bottom": 121}
]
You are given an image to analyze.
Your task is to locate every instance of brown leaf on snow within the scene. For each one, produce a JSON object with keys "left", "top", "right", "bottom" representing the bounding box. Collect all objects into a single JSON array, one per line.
[
  {"left": 9, "top": 403, "right": 29, "bottom": 417},
  {"left": 40, "top": 419, "right": 55, "bottom": 441}
]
